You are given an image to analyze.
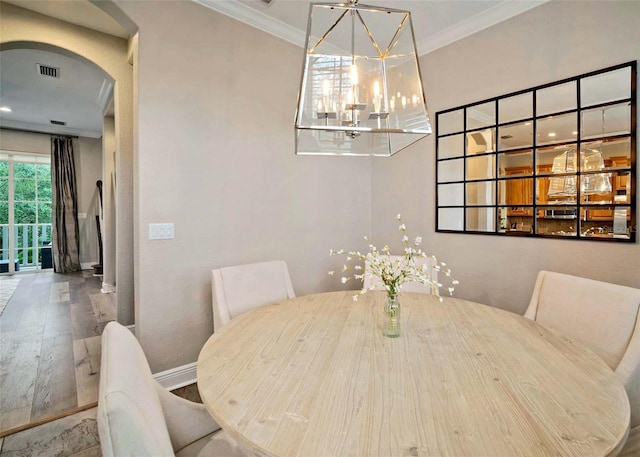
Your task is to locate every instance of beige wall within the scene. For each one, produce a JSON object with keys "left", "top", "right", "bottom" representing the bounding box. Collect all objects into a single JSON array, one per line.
[
  {"left": 102, "top": 116, "right": 116, "bottom": 288},
  {"left": 372, "top": 0, "right": 640, "bottom": 315},
  {"left": 0, "top": 2, "right": 134, "bottom": 324},
  {"left": 0, "top": 129, "right": 102, "bottom": 266},
  {"left": 0, "top": 129, "right": 50, "bottom": 153},
  {"left": 115, "top": 1, "right": 371, "bottom": 372}
]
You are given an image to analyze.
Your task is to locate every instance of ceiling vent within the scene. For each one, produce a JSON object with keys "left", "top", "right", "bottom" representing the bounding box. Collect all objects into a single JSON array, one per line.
[
  {"left": 50, "top": 120, "right": 66, "bottom": 126},
  {"left": 37, "top": 64, "right": 60, "bottom": 78}
]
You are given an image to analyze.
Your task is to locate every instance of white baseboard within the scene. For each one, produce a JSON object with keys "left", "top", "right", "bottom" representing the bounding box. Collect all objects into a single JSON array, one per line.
[
  {"left": 153, "top": 362, "right": 197, "bottom": 391},
  {"left": 111, "top": 323, "right": 196, "bottom": 389},
  {"left": 101, "top": 282, "right": 116, "bottom": 294},
  {"left": 122, "top": 325, "right": 197, "bottom": 389}
]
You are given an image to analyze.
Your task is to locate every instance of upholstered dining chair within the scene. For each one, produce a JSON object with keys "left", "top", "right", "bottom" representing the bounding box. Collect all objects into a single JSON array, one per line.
[
  {"left": 620, "top": 427, "right": 640, "bottom": 457},
  {"left": 211, "top": 260, "right": 295, "bottom": 331},
  {"left": 363, "top": 255, "right": 438, "bottom": 294},
  {"left": 524, "top": 270, "right": 640, "bottom": 452},
  {"left": 97, "top": 321, "right": 250, "bottom": 457}
]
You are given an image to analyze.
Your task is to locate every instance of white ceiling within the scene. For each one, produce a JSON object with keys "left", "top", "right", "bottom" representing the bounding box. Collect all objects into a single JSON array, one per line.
[
  {"left": 3, "top": 0, "right": 129, "bottom": 39},
  {"left": 0, "top": 48, "right": 113, "bottom": 138},
  {"left": 0, "top": 0, "right": 124, "bottom": 138},
  {"left": 196, "top": 0, "right": 549, "bottom": 55},
  {"left": 0, "top": 0, "right": 548, "bottom": 139}
]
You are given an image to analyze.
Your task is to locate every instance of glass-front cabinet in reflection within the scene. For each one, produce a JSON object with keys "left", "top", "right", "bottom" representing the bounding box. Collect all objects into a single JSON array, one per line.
[{"left": 436, "top": 62, "right": 636, "bottom": 241}]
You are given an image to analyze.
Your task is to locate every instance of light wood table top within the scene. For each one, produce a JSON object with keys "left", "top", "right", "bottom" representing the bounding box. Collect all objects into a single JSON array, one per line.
[{"left": 197, "top": 291, "right": 630, "bottom": 457}]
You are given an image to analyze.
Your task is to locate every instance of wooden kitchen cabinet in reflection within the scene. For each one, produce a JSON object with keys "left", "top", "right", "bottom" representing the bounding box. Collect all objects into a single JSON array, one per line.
[
  {"left": 612, "top": 156, "right": 631, "bottom": 197},
  {"left": 505, "top": 166, "right": 533, "bottom": 216},
  {"left": 587, "top": 194, "right": 614, "bottom": 220},
  {"left": 585, "top": 156, "right": 630, "bottom": 221},
  {"left": 536, "top": 165, "right": 553, "bottom": 218}
]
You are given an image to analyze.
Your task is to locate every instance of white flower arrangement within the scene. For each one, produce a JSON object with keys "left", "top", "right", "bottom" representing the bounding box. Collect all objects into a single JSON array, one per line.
[{"left": 329, "top": 214, "right": 459, "bottom": 302}]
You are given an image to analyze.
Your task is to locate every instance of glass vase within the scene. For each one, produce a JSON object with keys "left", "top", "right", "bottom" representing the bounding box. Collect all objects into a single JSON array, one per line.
[{"left": 383, "top": 293, "right": 401, "bottom": 338}]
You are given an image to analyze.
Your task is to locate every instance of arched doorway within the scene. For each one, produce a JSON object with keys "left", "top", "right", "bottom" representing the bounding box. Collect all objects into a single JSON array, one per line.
[
  {"left": 0, "top": 0, "right": 136, "bottom": 434},
  {"left": 0, "top": 1, "right": 135, "bottom": 325},
  {"left": 0, "top": 45, "right": 112, "bottom": 275}
]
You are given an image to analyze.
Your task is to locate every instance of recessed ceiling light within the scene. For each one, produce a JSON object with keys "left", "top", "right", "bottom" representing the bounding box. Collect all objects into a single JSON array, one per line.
[
  {"left": 548, "top": 132, "right": 556, "bottom": 137},
  {"left": 0, "top": 106, "right": 12, "bottom": 112}
]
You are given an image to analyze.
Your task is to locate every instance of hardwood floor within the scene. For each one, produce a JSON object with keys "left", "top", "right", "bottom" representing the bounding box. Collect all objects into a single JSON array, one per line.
[
  {"left": 0, "top": 271, "right": 114, "bottom": 435},
  {"left": 0, "top": 408, "right": 100, "bottom": 457},
  {"left": 0, "top": 385, "right": 202, "bottom": 456}
]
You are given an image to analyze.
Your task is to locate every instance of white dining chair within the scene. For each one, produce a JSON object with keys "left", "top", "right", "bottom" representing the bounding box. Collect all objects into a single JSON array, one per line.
[
  {"left": 620, "top": 426, "right": 640, "bottom": 457},
  {"left": 524, "top": 270, "right": 640, "bottom": 434},
  {"left": 363, "top": 255, "right": 437, "bottom": 294},
  {"left": 97, "top": 321, "right": 250, "bottom": 457},
  {"left": 211, "top": 260, "right": 295, "bottom": 331}
]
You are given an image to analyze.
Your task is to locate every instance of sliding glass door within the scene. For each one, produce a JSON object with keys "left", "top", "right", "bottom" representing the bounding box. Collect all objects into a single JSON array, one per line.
[{"left": 0, "top": 153, "right": 52, "bottom": 274}]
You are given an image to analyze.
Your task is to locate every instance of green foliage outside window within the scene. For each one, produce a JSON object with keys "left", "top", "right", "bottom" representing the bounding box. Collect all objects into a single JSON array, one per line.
[
  {"left": 0, "top": 162, "right": 53, "bottom": 266},
  {"left": 0, "top": 202, "right": 7, "bottom": 225},
  {"left": 37, "top": 164, "right": 50, "bottom": 180},
  {"left": 14, "top": 179, "right": 36, "bottom": 201},
  {"left": 0, "top": 178, "right": 7, "bottom": 201},
  {"left": 13, "top": 163, "right": 35, "bottom": 179},
  {"left": 38, "top": 179, "right": 52, "bottom": 201},
  {"left": 38, "top": 203, "right": 52, "bottom": 224},
  {"left": 14, "top": 202, "right": 36, "bottom": 224},
  {"left": 0, "top": 162, "right": 52, "bottom": 226},
  {"left": 16, "top": 248, "right": 36, "bottom": 264}
]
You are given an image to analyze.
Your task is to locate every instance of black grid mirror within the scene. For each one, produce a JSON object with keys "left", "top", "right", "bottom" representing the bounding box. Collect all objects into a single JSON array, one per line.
[{"left": 436, "top": 61, "right": 636, "bottom": 242}]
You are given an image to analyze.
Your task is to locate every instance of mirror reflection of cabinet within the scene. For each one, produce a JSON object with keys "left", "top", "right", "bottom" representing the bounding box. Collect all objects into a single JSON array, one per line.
[
  {"left": 584, "top": 156, "right": 631, "bottom": 220},
  {"left": 504, "top": 166, "right": 533, "bottom": 216},
  {"left": 436, "top": 61, "right": 636, "bottom": 241}
]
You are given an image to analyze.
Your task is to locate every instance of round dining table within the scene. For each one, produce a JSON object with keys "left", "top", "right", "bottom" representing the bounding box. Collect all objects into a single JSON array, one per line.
[{"left": 197, "top": 291, "right": 630, "bottom": 457}]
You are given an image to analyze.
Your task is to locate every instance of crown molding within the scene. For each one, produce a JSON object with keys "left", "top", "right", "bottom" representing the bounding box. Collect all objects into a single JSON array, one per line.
[
  {"left": 415, "top": 0, "right": 550, "bottom": 55},
  {"left": 193, "top": 0, "right": 549, "bottom": 56},
  {"left": 193, "top": 0, "right": 306, "bottom": 48}
]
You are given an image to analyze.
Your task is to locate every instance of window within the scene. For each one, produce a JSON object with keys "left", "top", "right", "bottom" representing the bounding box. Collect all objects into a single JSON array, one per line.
[{"left": 0, "top": 152, "right": 52, "bottom": 272}]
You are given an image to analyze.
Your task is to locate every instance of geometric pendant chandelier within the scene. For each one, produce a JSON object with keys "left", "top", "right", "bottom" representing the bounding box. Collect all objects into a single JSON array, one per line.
[
  {"left": 548, "top": 147, "right": 613, "bottom": 197},
  {"left": 294, "top": 0, "right": 432, "bottom": 156},
  {"left": 548, "top": 108, "right": 614, "bottom": 197}
]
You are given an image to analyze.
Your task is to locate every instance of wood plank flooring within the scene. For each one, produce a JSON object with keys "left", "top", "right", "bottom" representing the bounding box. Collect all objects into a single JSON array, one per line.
[
  {"left": 0, "top": 384, "right": 202, "bottom": 456},
  {"left": 0, "top": 271, "right": 113, "bottom": 434},
  {"left": 0, "top": 407, "right": 100, "bottom": 457}
]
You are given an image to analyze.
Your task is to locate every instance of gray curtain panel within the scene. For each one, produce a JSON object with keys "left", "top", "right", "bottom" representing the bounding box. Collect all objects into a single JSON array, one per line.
[{"left": 51, "top": 136, "right": 81, "bottom": 273}]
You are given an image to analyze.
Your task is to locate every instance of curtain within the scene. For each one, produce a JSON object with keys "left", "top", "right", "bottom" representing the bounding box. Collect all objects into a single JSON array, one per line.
[{"left": 51, "top": 136, "right": 81, "bottom": 273}]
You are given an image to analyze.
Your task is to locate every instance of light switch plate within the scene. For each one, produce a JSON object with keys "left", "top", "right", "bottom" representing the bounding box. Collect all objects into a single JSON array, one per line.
[{"left": 149, "top": 223, "right": 174, "bottom": 240}]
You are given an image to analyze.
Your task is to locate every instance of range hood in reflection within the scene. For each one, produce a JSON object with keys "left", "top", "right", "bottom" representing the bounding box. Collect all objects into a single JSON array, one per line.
[{"left": 544, "top": 208, "right": 577, "bottom": 219}]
